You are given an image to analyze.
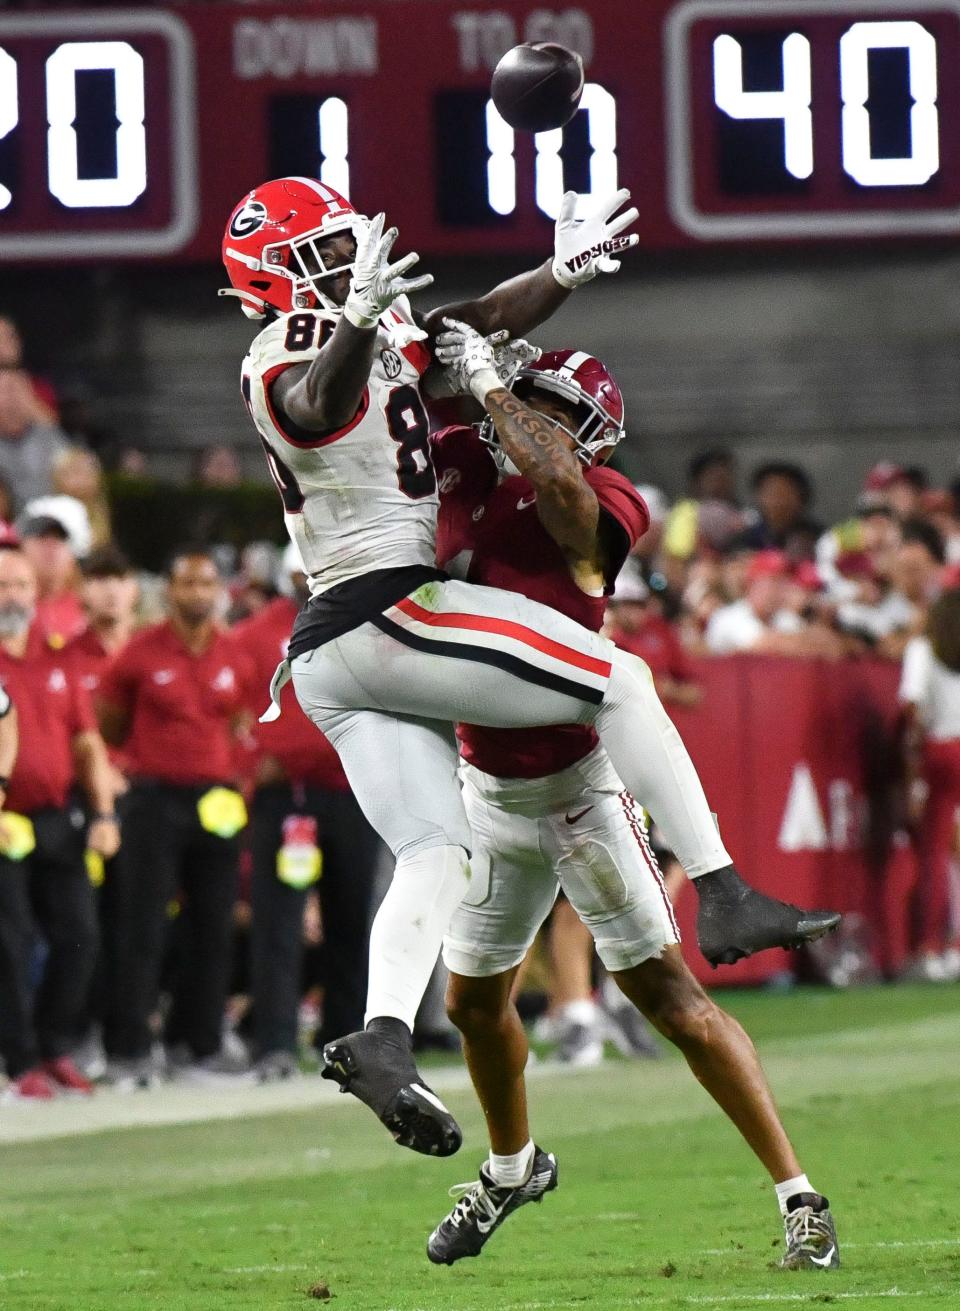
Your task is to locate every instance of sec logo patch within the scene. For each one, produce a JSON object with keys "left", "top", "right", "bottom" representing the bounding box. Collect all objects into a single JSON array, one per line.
[{"left": 380, "top": 348, "right": 403, "bottom": 380}]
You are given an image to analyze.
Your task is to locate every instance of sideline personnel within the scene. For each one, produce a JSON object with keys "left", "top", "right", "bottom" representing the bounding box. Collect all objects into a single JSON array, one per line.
[
  {"left": 99, "top": 549, "right": 253, "bottom": 1083},
  {"left": 0, "top": 547, "right": 119, "bottom": 1099}
]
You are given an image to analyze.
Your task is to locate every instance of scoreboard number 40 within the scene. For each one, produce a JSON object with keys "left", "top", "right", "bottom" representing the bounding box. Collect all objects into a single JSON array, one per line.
[{"left": 714, "top": 19, "right": 940, "bottom": 187}]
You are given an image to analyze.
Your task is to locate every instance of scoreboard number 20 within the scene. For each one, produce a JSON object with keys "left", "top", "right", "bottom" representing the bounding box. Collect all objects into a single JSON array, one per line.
[{"left": 0, "top": 40, "right": 147, "bottom": 210}]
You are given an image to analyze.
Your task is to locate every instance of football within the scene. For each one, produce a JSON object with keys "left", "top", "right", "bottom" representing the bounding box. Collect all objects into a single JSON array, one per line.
[{"left": 490, "top": 42, "right": 585, "bottom": 133}]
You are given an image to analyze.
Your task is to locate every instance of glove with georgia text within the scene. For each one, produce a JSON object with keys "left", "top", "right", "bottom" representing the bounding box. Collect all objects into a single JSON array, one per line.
[
  {"left": 343, "top": 212, "right": 434, "bottom": 329},
  {"left": 552, "top": 188, "right": 639, "bottom": 289},
  {"left": 434, "top": 318, "right": 503, "bottom": 404}
]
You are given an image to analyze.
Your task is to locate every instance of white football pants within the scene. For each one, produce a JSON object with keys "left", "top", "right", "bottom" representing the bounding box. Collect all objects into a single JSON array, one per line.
[
  {"left": 288, "top": 578, "right": 728, "bottom": 1029},
  {"left": 290, "top": 579, "right": 730, "bottom": 875},
  {"left": 443, "top": 745, "right": 681, "bottom": 978}
]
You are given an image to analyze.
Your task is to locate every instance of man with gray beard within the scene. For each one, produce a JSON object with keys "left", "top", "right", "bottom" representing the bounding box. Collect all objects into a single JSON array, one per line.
[{"left": 0, "top": 546, "right": 119, "bottom": 1099}]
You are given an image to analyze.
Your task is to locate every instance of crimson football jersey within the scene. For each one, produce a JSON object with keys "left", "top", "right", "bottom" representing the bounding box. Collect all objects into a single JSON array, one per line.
[{"left": 431, "top": 425, "right": 649, "bottom": 778}]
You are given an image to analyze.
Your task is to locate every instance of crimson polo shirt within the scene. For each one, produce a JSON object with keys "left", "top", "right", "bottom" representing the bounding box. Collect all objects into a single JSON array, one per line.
[
  {"left": 232, "top": 597, "right": 348, "bottom": 791},
  {"left": 64, "top": 625, "right": 112, "bottom": 697},
  {"left": 0, "top": 625, "right": 95, "bottom": 813},
  {"left": 64, "top": 626, "right": 131, "bottom": 770},
  {"left": 99, "top": 621, "right": 253, "bottom": 786},
  {"left": 608, "top": 617, "right": 698, "bottom": 685}
]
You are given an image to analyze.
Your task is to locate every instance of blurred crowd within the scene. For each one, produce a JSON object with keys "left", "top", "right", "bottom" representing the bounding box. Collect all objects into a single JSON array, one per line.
[
  {"left": 618, "top": 447, "right": 957, "bottom": 666},
  {"left": 1, "top": 312, "right": 959, "bottom": 1103}
]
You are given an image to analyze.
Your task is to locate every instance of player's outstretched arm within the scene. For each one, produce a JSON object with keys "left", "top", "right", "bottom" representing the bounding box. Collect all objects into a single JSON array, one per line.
[
  {"left": 273, "top": 319, "right": 380, "bottom": 432},
  {"left": 277, "top": 214, "right": 434, "bottom": 431},
  {"left": 436, "top": 319, "right": 601, "bottom": 567},
  {"left": 422, "top": 189, "right": 638, "bottom": 341}
]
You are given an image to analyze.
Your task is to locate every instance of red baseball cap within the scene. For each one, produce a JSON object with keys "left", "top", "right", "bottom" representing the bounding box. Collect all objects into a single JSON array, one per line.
[
  {"left": 939, "top": 563, "right": 960, "bottom": 591},
  {"left": 863, "top": 461, "right": 907, "bottom": 493},
  {"left": 835, "top": 550, "right": 878, "bottom": 581},
  {"left": 746, "top": 549, "right": 792, "bottom": 581},
  {"left": 793, "top": 560, "right": 824, "bottom": 592}
]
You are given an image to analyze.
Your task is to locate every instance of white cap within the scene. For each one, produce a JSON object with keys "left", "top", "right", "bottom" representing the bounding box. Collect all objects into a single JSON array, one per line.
[{"left": 18, "top": 494, "right": 92, "bottom": 557}]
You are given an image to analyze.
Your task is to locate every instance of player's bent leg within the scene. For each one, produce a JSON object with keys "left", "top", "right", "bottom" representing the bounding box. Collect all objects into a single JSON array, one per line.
[
  {"left": 429, "top": 794, "right": 560, "bottom": 1263},
  {"left": 441, "top": 783, "right": 558, "bottom": 1156},
  {"left": 429, "top": 967, "right": 556, "bottom": 1268},
  {"left": 446, "top": 969, "right": 531, "bottom": 1160},
  {"left": 291, "top": 705, "right": 471, "bottom": 1155},
  {"left": 614, "top": 947, "right": 800, "bottom": 1180},
  {"left": 611, "top": 946, "right": 839, "bottom": 1269},
  {"left": 596, "top": 650, "right": 841, "bottom": 963}
]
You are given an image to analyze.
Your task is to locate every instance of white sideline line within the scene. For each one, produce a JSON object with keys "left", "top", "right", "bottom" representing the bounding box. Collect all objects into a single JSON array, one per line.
[{"left": 0, "top": 1271, "right": 28, "bottom": 1282}]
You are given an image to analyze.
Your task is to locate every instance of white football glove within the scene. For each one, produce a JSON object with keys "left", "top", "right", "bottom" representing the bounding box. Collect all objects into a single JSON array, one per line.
[
  {"left": 343, "top": 212, "right": 434, "bottom": 329},
  {"left": 488, "top": 328, "right": 543, "bottom": 384},
  {"left": 435, "top": 325, "right": 542, "bottom": 396},
  {"left": 433, "top": 318, "right": 502, "bottom": 403},
  {"left": 552, "top": 188, "right": 639, "bottom": 289}
]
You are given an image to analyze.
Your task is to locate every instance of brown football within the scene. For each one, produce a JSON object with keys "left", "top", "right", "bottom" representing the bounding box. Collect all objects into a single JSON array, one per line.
[{"left": 490, "top": 43, "right": 585, "bottom": 133}]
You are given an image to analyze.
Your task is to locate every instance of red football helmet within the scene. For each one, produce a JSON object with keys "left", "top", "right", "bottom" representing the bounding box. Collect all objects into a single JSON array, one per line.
[
  {"left": 483, "top": 349, "right": 625, "bottom": 468},
  {"left": 220, "top": 177, "right": 367, "bottom": 319}
]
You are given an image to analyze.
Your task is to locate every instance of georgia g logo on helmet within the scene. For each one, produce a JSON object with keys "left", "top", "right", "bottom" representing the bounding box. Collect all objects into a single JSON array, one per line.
[{"left": 229, "top": 199, "right": 268, "bottom": 240}]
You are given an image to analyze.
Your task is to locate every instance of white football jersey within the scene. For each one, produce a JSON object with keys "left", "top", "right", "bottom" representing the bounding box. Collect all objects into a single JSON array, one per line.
[{"left": 242, "top": 297, "right": 438, "bottom": 594}]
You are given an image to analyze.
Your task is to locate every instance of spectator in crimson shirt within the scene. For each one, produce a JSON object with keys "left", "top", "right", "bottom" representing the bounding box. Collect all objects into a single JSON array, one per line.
[
  {"left": 0, "top": 547, "right": 119, "bottom": 1100},
  {"left": 97, "top": 549, "right": 255, "bottom": 1086},
  {"left": 233, "top": 542, "right": 384, "bottom": 1079},
  {"left": 605, "top": 570, "right": 702, "bottom": 709},
  {"left": 64, "top": 545, "right": 140, "bottom": 1068},
  {"left": 66, "top": 545, "right": 140, "bottom": 716},
  {"left": 17, "top": 511, "right": 86, "bottom": 643}
]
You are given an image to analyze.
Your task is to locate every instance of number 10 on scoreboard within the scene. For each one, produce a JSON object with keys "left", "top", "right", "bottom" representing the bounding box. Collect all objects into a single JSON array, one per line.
[{"left": 714, "top": 20, "right": 939, "bottom": 187}]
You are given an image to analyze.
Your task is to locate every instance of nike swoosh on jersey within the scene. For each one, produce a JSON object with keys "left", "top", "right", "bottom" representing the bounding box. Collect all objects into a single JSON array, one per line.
[
  {"left": 564, "top": 805, "right": 594, "bottom": 825},
  {"left": 517, "top": 495, "right": 537, "bottom": 509},
  {"left": 808, "top": 1247, "right": 837, "bottom": 1267}
]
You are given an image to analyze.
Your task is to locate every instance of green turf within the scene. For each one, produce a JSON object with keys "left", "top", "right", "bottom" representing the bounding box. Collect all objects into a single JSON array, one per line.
[{"left": 3, "top": 985, "right": 959, "bottom": 1310}]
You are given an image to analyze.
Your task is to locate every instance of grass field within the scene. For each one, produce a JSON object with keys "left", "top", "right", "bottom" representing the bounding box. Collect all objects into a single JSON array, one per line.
[{"left": 3, "top": 985, "right": 959, "bottom": 1311}]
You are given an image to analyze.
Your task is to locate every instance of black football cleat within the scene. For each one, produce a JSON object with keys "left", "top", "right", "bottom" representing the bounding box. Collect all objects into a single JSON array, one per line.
[
  {"left": 427, "top": 1147, "right": 558, "bottom": 1265},
  {"left": 321, "top": 1024, "right": 462, "bottom": 1157},
  {"left": 778, "top": 1193, "right": 840, "bottom": 1270},
  {"left": 695, "top": 866, "right": 841, "bottom": 967}
]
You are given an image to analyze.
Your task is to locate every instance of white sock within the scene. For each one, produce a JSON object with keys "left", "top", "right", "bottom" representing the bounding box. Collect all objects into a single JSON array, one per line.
[
  {"left": 364, "top": 844, "right": 471, "bottom": 1031},
  {"left": 595, "top": 650, "right": 732, "bottom": 878},
  {"left": 488, "top": 1139, "right": 535, "bottom": 1188},
  {"left": 559, "top": 999, "right": 599, "bottom": 1027},
  {"left": 775, "top": 1173, "right": 815, "bottom": 1216}
]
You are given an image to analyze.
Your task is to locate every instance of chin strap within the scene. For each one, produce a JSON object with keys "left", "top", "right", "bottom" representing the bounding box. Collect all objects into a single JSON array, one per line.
[{"left": 217, "top": 287, "right": 267, "bottom": 319}]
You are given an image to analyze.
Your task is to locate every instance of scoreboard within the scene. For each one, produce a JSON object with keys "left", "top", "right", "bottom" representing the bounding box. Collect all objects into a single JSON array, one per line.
[{"left": 2, "top": 1, "right": 960, "bottom": 260}]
